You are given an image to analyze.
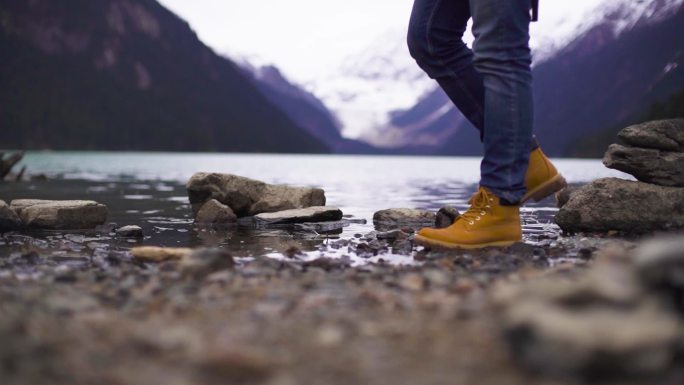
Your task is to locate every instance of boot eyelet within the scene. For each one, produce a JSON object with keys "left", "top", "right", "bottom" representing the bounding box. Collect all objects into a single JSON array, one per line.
[
  {"left": 476, "top": 216, "right": 481, "bottom": 221},
  {"left": 469, "top": 221, "right": 474, "bottom": 225},
  {"left": 480, "top": 211, "right": 486, "bottom": 215}
]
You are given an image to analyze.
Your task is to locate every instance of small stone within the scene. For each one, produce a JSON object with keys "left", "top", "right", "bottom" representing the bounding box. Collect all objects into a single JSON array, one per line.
[
  {"left": 304, "top": 257, "right": 350, "bottom": 271},
  {"left": 115, "top": 225, "right": 143, "bottom": 238},
  {"left": 316, "top": 326, "right": 344, "bottom": 346},
  {"left": 255, "top": 206, "right": 342, "bottom": 224},
  {"left": 435, "top": 206, "right": 460, "bottom": 228},
  {"left": 195, "top": 199, "right": 237, "bottom": 224},
  {"left": 131, "top": 246, "right": 193, "bottom": 262},
  {"left": 179, "top": 248, "right": 235, "bottom": 279},
  {"left": 376, "top": 229, "right": 403, "bottom": 240},
  {"left": 373, "top": 208, "right": 435, "bottom": 226},
  {"left": 399, "top": 274, "right": 425, "bottom": 292},
  {"left": 283, "top": 245, "right": 304, "bottom": 258},
  {"left": 577, "top": 248, "right": 593, "bottom": 260}
]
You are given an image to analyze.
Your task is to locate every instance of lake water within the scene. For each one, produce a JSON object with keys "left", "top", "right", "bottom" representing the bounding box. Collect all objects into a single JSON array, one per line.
[{"left": 0, "top": 152, "right": 630, "bottom": 258}]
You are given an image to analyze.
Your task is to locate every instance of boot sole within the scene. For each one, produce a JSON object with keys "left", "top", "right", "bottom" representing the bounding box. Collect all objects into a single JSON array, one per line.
[
  {"left": 522, "top": 174, "right": 567, "bottom": 204},
  {"left": 414, "top": 234, "right": 519, "bottom": 250}
]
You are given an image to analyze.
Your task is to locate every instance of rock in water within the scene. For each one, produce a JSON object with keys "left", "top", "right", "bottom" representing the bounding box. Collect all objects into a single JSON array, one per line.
[
  {"left": 435, "top": 206, "right": 460, "bottom": 228},
  {"left": 115, "top": 225, "right": 144, "bottom": 238},
  {"left": 131, "top": 246, "right": 193, "bottom": 262},
  {"left": 373, "top": 208, "right": 435, "bottom": 226},
  {"left": 195, "top": 199, "right": 237, "bottom": 224},
  {"left": 618, "top": 119, "right": 684, "bottom": 152},
  {"left": 555, "top": 178, "right": 684, "bottom": 234},
  {"left": 603, "top": 144, "right": 684, "bottom": 187},
  {"left": 11, "top": 200, "right": 108, "bottom": 230},
  {"left": 0, "top": 200, "right": 22, "bottom": 232},
  {"left": 186, "top": 173, "right": 325, "bottom": 217},
  {"left": 255, "top": 206, "right": 342, "bottom": 224}
]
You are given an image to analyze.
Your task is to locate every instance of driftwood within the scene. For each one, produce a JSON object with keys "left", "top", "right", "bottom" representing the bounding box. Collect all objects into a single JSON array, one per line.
[{"left": 0, "top": 152, "right": 25, "bottom": 180}]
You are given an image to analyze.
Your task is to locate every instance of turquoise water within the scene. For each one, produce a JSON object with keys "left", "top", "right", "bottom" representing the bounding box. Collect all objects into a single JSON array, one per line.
[{"left": 0, "top": 152, "right": 630, "bottom": 256}]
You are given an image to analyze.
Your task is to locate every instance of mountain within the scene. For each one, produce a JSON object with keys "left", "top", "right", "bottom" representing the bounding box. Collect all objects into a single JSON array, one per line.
[
  {"left": 316, "top": 0, "right": 684, "bottom": 157},
  {"left": 536, "top": 0, "right": 684, "bottom": 156},
  {"left": 309, "top": 27, "right": 436, "bottom": 147},
  {"left": 0, "top": 0, "right": 328, "bottom": 153},
  {"left": 235, "top": 59, "right": 380, "bottom": 153}
]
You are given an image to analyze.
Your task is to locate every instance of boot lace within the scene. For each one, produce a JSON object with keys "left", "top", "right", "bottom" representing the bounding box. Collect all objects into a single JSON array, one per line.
[{"left": 461, "top": 188, "right": 495, "bottom": 227}]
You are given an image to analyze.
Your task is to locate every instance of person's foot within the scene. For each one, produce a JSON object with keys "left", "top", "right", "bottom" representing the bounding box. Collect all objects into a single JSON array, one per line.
[
  {"left": 415, "top": 187, "right": 521, "bottom": 249},
  {"left": 522, "top": 146, "right": 567, "bottom": 203}
]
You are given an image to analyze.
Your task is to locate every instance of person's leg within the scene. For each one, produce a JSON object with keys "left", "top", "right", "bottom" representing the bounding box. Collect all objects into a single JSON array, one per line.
[
  {"left": 470, "top": 0, "right": 534, "bottom": 204},
  {"left": 414, "top": 0, "right": 532, "bottom": 249},
  {"left": 407, "top": 0, "right": 485, "bottom": 134}
]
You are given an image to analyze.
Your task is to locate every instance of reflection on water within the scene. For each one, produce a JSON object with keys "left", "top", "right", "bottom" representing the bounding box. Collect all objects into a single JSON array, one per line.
[{"left": 0, "top": 152, "right": 632, "bottom": 257}]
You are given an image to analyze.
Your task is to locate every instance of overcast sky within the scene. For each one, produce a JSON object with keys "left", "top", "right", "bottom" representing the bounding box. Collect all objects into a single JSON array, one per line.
[{"left": 158, "top": 0, "right": 606, "bottom": 82}]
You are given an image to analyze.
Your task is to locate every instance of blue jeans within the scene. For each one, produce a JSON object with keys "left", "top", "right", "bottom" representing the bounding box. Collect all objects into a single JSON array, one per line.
[{"left": 408, "top": 0, "right": 535, "bottom": 204}]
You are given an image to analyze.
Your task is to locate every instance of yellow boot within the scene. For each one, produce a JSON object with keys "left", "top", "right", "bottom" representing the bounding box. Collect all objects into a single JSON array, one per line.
[
  {"left": 522, "top": 147, "right": 567, "bottom": 203},
  {"left": 415, "top": 187, "right": 521, "bottom": 249}
]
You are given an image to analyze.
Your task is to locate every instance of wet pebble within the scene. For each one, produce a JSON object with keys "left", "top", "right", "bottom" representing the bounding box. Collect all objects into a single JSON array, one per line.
[{"left": 115, "top": 225, "right": 144, "bottom": 238}]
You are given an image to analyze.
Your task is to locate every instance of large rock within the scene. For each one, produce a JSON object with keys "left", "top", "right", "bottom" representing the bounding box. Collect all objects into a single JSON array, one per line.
[
  {"left": 0, "top": 200, "right": 22, "bottom": 232},
  {"left": 195, "top": 199, "right": 237, "bottom": 224},
  {"left": 255, "top": 206, "right": 342, "bottom": 225},
  {"left": 373, "top": 208, "right": 435, "bottom": 226},
  {"left": 186, "top": 173, "right": 325, "bottom": 217},
  {"left": 603, "top": 144, "right": 684, "bottom": 187},
  {"left": 555, "top": 178, "right": 684, "bottom": 234},
  {"left": 618, "top": 119, "right": 684, "bottom": 152},
  {"left": 12, "top": 199, "right": 108, "bottom": 230}
]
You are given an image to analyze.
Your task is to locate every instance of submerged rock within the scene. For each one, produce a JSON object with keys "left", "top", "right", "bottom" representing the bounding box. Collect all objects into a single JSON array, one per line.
[
  {"left": 618, "top": 119, "right": 684, "bottom": 152},
  {"left": 195, "top": 199, "right": 237, "bottom": 224},
  {"left": 435, "top": 206, "right": 460, "bottom": 228},
  {"left": 373, "top": 208, "right": 435, "bottom": 227},
  {"left": 131, "top": 246, "right": 193, "bottom": 262},
  {"left": 0, "top": 200, "right": 22, "bottom": 232},
  {"left": 115, "top": 225, "right": 144, "bottom": 238},
  {"left": 186, "top": 172, "right": 325, "bottom": 217},
  {"left": 555, "top": 178, "right": 684, "bottom": 234},
  {"left": 11, "top": 199, "right": 108, "bottom": 230},
  {"left": 255, "top": 206, "right": 342, "bottom": 225},
  {"left": 603, "top": 144, "right": 684, "bottom": 187}
]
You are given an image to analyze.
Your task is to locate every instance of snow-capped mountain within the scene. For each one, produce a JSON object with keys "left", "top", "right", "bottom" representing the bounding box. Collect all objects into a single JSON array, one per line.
[
  {"left": 308, "top": 0, "right": 684, "bottom": 151},
  {"left": 308, "top": 27, "right": 436, "bottom": 145},
  {"left": 229, "top": 53, "right": 381, "bottom": 153}
]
